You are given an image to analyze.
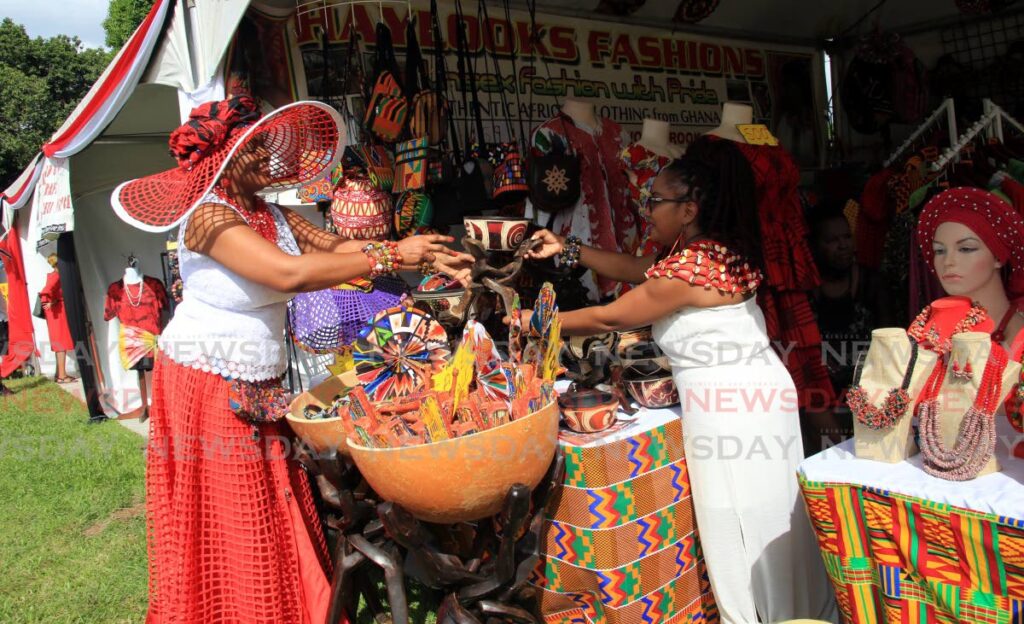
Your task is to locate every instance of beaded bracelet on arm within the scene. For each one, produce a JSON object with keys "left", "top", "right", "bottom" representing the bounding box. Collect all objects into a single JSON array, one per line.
[
  {"left": 361, "top": 241, "right": 403, "bottom": 278},
  {"left": 559, "top": 235, "right": 582, "bottom": 269}
]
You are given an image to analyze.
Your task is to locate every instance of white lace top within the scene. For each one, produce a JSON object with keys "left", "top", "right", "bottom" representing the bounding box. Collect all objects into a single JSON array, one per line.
[{"left": 158, "top": 194, "right": 300, "bottom": 381}]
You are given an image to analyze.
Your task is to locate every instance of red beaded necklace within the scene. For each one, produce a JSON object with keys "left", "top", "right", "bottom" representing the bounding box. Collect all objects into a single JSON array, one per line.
[
  {"left": 846, "top": 338, "right": 918, "bottom": 430},
  {"left": 213, "top": 187, "right": 278, "bottom": 244},
  {"left": 643, "top": 239, "right": 762, "bottom": 296},
  {"left": 907, "top": 301, "right": 988, "bottom": 354},
  {"left": 916, "top": 346, "right": 1007, "bottom": 481}
]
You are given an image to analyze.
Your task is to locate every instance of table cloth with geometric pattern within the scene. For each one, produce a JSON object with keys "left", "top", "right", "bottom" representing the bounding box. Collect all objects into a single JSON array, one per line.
[{"left": 529, "top": 408, "right": 718, "bottom": 623}]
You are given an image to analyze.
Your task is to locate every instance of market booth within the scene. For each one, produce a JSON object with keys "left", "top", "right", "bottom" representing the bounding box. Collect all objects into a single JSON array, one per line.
[{"left": 4, "top": 0, "right": 1024, "bottom": 622}]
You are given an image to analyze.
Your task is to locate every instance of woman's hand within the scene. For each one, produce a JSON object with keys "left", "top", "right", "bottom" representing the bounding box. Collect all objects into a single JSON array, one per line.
[
  {"left": 431, "top": 251, "right": 474, "bottom": 286},
  {"left": 396, "top": 234, "right": 457, "bottom": 269},
  {"left": 525, "top": 229, "right": 564, "bottom": 260}
]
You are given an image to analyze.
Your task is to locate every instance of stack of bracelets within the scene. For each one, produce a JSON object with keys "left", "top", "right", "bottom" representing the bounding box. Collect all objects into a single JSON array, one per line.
[
  {"left": 559, "top": 235, "right": 582, "bottom": 269},
  {"left": 362, "top": 241, "right": 403, "bottom": 278}
]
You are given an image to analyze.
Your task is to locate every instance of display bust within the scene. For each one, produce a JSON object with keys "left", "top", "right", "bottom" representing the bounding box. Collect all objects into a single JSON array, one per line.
[
  {"left": 705, "top": 102, "right": 753, "bottom": 143},
  {"left": 637, "top": 118, "right": 682, "bottom": 159}
]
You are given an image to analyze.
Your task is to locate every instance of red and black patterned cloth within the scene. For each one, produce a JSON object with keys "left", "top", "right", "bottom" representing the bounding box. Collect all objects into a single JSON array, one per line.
[
  {"left": 726, "top": 138, "right": 836, "bottom": 410},
  {"left": 104, "top": 276, "right": 169, "bottom": 336}
]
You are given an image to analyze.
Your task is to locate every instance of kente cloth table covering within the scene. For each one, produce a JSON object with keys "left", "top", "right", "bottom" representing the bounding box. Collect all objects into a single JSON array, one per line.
[
  {"left": 798, "top": 421, "right": 1024, "bottom": 624},
  {"left": 530, "top": 402, "right": 718, "bottom": 623}
]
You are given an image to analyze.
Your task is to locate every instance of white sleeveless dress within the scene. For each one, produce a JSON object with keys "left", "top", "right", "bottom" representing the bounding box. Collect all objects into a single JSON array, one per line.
[{"left": 653, "top": 297, "right": 836, "bottom": 623}]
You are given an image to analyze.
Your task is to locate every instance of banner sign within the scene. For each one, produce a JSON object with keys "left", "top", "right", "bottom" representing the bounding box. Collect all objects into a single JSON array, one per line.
[
  {"left": 31, "top": 157, "right": 74, "bottom": 249},
  {"left": 248, "top": 3, "right": 822, "bottom": 164}
]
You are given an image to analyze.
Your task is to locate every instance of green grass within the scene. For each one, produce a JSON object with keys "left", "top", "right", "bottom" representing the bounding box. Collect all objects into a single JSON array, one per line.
[{"left": 0, "top": 377, "right": 148, "bottom": 623}]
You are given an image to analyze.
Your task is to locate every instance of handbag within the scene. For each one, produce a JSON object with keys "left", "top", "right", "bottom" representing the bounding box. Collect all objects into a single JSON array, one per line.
[
  {"left": 33, "top": 297, "right": 45, "bottom": 319},
  {"left": 331, "top": 178, "right": 393, "bottom": 240},
  {"left": 356, "top": 144, "right": 395, "bottom": 192},
  {"left": 394, "top": 191, "right": 435, "bottom": 238},
  {"left": 393, "top": 137, "right": 429, "bottom": 192},
  {"left": 363, "top": 23, "right": 407, "bottom": 142},
  {"left": 491, "top": 142, "right": 529, "bottom": 206},
  {"left": 229, "top": 376, "right": 290, "bottom": 426},
  {"left": 405, "top": 19, "right": 449, "bottom": 146},
  {"left": 528, "top": 125, "right": 581, "bottom": 213}
]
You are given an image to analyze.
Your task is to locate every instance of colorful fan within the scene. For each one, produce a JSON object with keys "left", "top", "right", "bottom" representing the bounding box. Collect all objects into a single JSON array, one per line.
[
  {"left": 353, "top": 306, "right": 451, "bottom": 402},
  {"left": 509, "top": 293, "right": 524, "bottom": 364},
  {"left": 464, "top": 321, "right": 510, "bottom": 401},
  {"left": 298, "top": 177, "right": 334, "bottom": 203}
]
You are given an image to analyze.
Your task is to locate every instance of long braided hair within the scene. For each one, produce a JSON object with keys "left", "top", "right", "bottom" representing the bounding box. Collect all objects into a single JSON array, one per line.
[{"left": 661, "top": 136, "right": 763, "bottom": 269}]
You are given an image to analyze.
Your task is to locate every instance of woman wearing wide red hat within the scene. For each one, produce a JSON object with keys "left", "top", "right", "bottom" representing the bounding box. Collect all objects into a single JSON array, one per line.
[{"left": 112, "top": 96, "right": 466, "bottom": 624}]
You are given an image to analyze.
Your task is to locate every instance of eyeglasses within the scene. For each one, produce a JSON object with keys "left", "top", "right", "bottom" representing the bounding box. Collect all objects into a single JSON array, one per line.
[{"left": 642, "top": 195, "right": 693, "bottom": 216}]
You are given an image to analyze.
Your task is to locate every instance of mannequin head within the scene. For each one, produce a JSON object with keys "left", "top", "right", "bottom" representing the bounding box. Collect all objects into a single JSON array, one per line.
[
  {"left": 918, "top": 187, "right": 1024, "bottom": 305},
  {"left": 931, "top": 221, "right": 1004, "bottom": 298},
  {"left": 649, "top": 137, "right": 761, "bottom": 264},
  {"left": 809, "top": 208, "right": 855, "bottom": 276}
]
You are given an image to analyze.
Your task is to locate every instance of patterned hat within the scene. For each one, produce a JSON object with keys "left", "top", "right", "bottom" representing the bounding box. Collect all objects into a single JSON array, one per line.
[
  {"left": 112, "top": 97, "right": 344, "bottom": 232},
  {"left": 918, "top": 187, "right": 1024, "bottom": 297}
]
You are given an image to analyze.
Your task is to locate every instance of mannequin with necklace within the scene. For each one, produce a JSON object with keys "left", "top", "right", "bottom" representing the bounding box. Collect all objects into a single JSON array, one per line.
[{"left": 104, "top": 255, "right": 169, "bottom": 421}]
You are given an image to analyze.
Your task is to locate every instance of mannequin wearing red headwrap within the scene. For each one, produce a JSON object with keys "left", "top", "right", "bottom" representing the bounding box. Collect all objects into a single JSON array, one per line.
[{"left": 917, "top": 187, "right": 1024, "bottom": 358}]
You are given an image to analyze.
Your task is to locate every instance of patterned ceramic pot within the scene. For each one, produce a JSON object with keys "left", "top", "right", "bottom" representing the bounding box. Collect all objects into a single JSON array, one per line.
[
  {"left": 409, "top": 288, "right": 468, "bottom": 331},
  {"left": 463, "top": 216, "right": 530, "bottom": 252},
  {"left": 623, "top": 372, "right": 680, "bottom": 409},
  {"left": 348, "top": 400, "right": 559, "bottom": 523},
  {"left": 558, "top": 390, "right": 619, "bottom": 433},
  {"left": 615, "top": 326, "right": 654, "bottom": 359},
  {"left": 284, "top": 371, "right": 360, "bottom": 456}
]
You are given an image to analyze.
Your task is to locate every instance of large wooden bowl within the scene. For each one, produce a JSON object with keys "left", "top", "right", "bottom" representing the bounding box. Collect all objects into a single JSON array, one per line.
[
  {"left": 285, "top": 370, "right": 360, "bottom": 456},
  {"left": 348, "top": 400, "right": 559, "bottom": 524}
]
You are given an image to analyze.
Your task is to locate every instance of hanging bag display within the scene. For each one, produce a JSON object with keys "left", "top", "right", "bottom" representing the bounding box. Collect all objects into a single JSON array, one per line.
[
  {"left": 394, "top": 191, "right": 435, "bottom": 238},
  {"left": 393, "top": 137, "right": 429, "bottom": 192},
  {"left": 331, "top": 177, "right": 393, "bottom": 240},
  {"left": 523, "top": 0, "right": 581, "bottom": 213},
  {"left": 356, "top": 144, "right": 395, "bottom": 192},
  {"left": 405, "top": 19, "right": 449, "bottom": 146},
  {"left": 430, "top": 0, "right": 490, "bottom": 226},
  {"left": 363, "top": 23, "right": 408, "bottom": 142}
]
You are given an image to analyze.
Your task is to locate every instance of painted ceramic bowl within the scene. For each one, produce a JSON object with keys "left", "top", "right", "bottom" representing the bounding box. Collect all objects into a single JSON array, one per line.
[
  {"left": 348, "top": 400, "right": 559, "bottom": 524},
  {"left": 566, "top": 332, "right": 619, "bottom": 360},
  {"left": 623, "top": 372, "right": 680, "bottom": 409},
  {"left": 284, "top": 371, "right": 360, "bottom": 456},
  {"left": 616, "top": 326, "right": 654, "bottom": 359},
  {"left": 409, "top": 288, "right": 468, "bottom": 330},
  {"left": 558, "top": 390, "right": 619, "bottom": 433},
  {"left": 463, "top": 216, "right": 530, "bottom": 252}
]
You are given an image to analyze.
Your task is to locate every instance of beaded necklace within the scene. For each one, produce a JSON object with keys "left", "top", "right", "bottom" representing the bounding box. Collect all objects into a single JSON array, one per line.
[
  {"left": 212, "top": 187, "right": 278, "bottom": 244},
  {"left": 124, "top": 280, "right": 145, "bottom": 308},
  {"left": 907, "top": 301, "right": 988, "bottom": 354},
  {"left": 917, "top": 346, "right": 1007, "bottom": 481},
  {"left": 846, "top": 338, "right": 918, "bottom": 430},
  {"left": 643, "top": 239, "right": 762, "bottom": 296}
]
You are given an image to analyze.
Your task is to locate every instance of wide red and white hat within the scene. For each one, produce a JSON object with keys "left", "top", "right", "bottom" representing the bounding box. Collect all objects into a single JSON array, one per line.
[{"left": 112, "top": 96, "right": 345, "bottom": 232}]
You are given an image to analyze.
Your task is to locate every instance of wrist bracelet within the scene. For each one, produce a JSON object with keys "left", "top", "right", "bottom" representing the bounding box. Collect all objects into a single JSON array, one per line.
[
  {"left": 362, "top": 241, "right": 402, "bottom": 278},
  {"left": 559, "top": 235, "right": 582, "bottom": 269}
]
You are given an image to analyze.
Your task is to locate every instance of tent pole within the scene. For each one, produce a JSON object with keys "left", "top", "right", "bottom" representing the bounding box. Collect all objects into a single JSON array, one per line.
[{"left": 56, "top": 232, "right": 105, "bottom": 421}]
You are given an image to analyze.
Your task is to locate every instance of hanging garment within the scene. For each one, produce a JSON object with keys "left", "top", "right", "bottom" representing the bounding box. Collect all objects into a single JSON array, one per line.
[
  {"left": 857, "top": 168, "right": 898, "bottom": 270},
  {"left": 653, "top": 297, "right": 836, "bottom": 623},
  {"left": 0, "top": 227, "right": 36, "bottom": 377},
  {"left": 104, "top": 276, "right": 168, "bottom": 370},
  {"left": 39, "top": 271, "right": 74, "bottom": 352},
  {"left": 619, "top": 142, "right": 671, "bottom": 259},
  {"left": 724, "top": 138, "right": 835, "bottom": 410},
  {"left": 529, "top": 114, "right": 637, "bottom": 300}
]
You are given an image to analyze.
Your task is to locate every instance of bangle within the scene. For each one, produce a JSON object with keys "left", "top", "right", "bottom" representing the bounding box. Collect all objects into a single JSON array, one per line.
[
  {"left": 362, "top": 241, "right": 403, "bottom": 278},
  {"left": 419, "top": 261, "right": 433, "bottom": 275},
  {"left": 559, "top": 235, "right": 582, "bottom": 269}
]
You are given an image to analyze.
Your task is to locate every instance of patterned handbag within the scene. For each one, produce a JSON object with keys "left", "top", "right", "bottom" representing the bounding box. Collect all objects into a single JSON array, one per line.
[
  {"left": 363, "top": 24, "right": 407, "bottom": 142},
  {"left": 394, "top": 191, "right": 435, "bottom": 238},
  {"left": 491, "top": 142, "right": 529, "bottom": 206},
  {"left": 229, "top": 376, "right": 289, "bottom": 426},
  {"left": 529, "top": 125, "right": 580, "bottom": 213},
  {"left": 393, "top": 137, "right": 429, "bottom": 193},
  {"left": 331, "top": 178, "right": 392, "bottom": 240},
  {"left": 356, "top": 144, "right": 395, "bottom": 192}
]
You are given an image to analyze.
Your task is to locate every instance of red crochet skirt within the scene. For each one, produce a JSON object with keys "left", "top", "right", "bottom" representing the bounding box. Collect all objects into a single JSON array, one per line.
[{"left": 146, "top": 353, "right": 339, "bottom": 623}]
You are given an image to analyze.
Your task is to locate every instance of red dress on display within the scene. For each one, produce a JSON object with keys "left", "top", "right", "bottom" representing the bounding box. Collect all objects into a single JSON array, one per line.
[
  {"left": 104, "top": 276, "right": 168, "bottom": 369},
  {"left": 726, "top": 139, "right": 836, "bottom": 410},
  {"left": 39, "top": 271, "right": 73, "bottom": 352}
]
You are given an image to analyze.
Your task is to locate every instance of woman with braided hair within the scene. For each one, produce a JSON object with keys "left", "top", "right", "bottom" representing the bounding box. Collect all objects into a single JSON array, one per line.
[
  {"left": 111, "top": 96, "right": 469, "bottom": 623},
  {"left": 527, "top": 138, "right": 834, "bottom": 622}
]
